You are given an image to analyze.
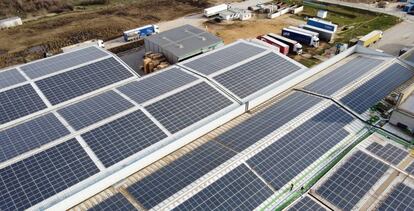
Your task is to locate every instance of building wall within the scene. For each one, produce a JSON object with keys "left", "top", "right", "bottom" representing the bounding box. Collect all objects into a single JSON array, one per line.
[{"left": 390, "top": 110, "right": 414, "bottom": 130}]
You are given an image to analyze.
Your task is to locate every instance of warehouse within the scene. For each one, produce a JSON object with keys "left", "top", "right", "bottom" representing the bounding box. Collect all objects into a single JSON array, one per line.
[{"left": 144, "top": 24, "right": 223, "bottom": 63}]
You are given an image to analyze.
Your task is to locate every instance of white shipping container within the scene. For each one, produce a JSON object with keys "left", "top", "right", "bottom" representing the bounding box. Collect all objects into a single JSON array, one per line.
[
  {"left": 0, "top": 16, "right": 22, "bottom": 29},
  {"left": 317, "top": 10, "right": 328, "bottom": 19},
  {"left": 204, "top": 4, "right": 228, "bottom": 17}
]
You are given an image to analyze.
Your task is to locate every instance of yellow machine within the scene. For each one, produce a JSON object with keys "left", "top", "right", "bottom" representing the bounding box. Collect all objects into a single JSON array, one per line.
[{"left": 358, "top": 30, "right": 383, "bottom": 47}]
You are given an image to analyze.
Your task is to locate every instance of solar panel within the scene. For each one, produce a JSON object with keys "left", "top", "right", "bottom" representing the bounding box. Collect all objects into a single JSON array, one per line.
[
  {"left": 182, "top": 42, "right": 267, "bottom": 75},
  {"left": 58, "top": 91, "right": 134, "bottom": 130},
  {"left": 304, "top": 57, "right": 383, "bottom": 96},
  {"left": 81, "top": 110, "right": 168, "bottom": 167},
  {"left": 377, "top": 183, "right": 414, "bottom": 211},
  {"left": 247, "top": 105, "right": 353, "bottom": 190},
  {"left": 288, "top": 196, "right": 327, "bottom": 211},
  {"left": 173, "top": 164, "right": 273, "bottom": 210},
  {"left": 0, "top": 139, "right": 100, "bottom": 211},
  {"left": 21, "top": 47, "right": 108, "bottom": 79},
  {"left": 213, "top": 52, "right": 302, "bottom": 99},
  {"left": 127, "top": 141, "right": 236, "bottom": 209},
  {"left": 0, "top": 113, "right": 70, "bottom": 162},
  {"left": 216, "top": 92, "right": 322, "bottom": 152},
  {"left": 340, "top": 63, "right": 414, "bottom": 114},
  {"left": 0, "top": 68, "right": 26, "bottom": 89},
  {"left": 87, "top": 193, "right": 136, "bottom": 211},
  {"left": 366, "top": 142, "right": 408, "bottom": 165},
  {"left": 145, "top": 82, "right": 234, "bottom": 134},
  {"left": 0, "top": 84, "right": 47, "bottom": 124},
  {"left": 36, "top": 57, "right": 133, "bottom": 105},
  {"left": 118, "top": 67, "right": 198, "bottom": 104},
  {"left": 316, "top": 151, "right": 389, "bottom": 210},
  {"left": 406, "top": 162, "right": 414, "bottom": 175}
]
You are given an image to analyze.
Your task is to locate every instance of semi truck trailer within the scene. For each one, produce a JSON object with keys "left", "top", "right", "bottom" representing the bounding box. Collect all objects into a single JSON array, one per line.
[
  {"left": 204, "top": 4, "right": 228, "bottom": 17},
  {"left": 288, "top": 26, "right": 319, "bottom": 38},
  {"left": 257, "top": 35, "right": 289, "bottom": 55},
  {"left": 301, "top": 24, "right": 334, "bottom": 42},
  {"left": 357, "top": 30, "right": 383, "bottom": 47},
  {"left": 268, "top": 33, "right": 303, "bottom": 54},
  {"left": 307, "top": 18, "right": 338, "bottom": 32},
  {"left": 123, "top": 25, "right": 159, "bottom": 42},
  {"left": 282, "top": 28, "right": 319, "bottom": 47}
]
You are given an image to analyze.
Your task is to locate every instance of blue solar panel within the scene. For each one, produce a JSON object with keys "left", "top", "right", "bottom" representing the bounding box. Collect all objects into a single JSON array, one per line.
[
  {"left": 145, "top": 82, "right": 234, "bottom": 134},
  {"left": 0, "top": 84, "right": 47, "bottom": 124},
  {"left": 247, "top": 105, "right": 353, "bottom": 190},
  {"left": 288, "top": 196, "right": 327, "bottom": 211},
  {"left": 0, "top": 113, "right": 70, "bottom": 162},
  {"left": 0, "top": 68, "right": 26, "bottom": 89},
  {"left": 340, "top": 63, "right": 414, "bottom": 114},
  {"left": 316, "top": 151, "right": 389, "bottom": 210},
  {"left": 406, "top": 162, "right": 414, "bottom": 175},
  {"left": 366, "top": 142, "right": 408, "bottom": 165},
  {"left": 36, "top": 57, "right": 133, "bottom": 105},
  {"left": 58, "top": 91, "right": 134, "bottom": 130},
  {"left": 213, "top": 52, "right": 302, "bottom": 99},
  {"left": 304, "top": 57, "right": 383, "bottom": 96},
  {"left": 127, "top": 141, "right": 236, "bottom": 209},
  {"left": 88, "top": 193, "right": 135, "bottom": 211},
  {"left": 118, "top": 67, "right": 198, "bottom": 104},
  {"left": 173, "top": 164, "right": 273, "bottom": 210},
  {"left": 216, "top": 92, "right": 322, "bottom": 152},
  {"left": 377, "top": 183, "right": 414, "bottom": 211},
  {"left": 21, "top": 47, "right": 108, "bottom": 79},
  {"left": 82, "top": 110, "right": 168, "bottom": 167},
  {"left": 0, "top": 139, "right": 100, "bottom": 211}
]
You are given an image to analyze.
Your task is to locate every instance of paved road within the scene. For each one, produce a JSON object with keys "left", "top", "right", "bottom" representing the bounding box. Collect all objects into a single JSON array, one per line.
[{"left": 105, "top": 0, "right": 273, "bottom": 49}]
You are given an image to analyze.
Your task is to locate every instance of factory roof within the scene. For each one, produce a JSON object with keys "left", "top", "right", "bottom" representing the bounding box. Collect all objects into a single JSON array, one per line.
[{"left": 144, "top": 24, "right": 223, "bottom": 58}]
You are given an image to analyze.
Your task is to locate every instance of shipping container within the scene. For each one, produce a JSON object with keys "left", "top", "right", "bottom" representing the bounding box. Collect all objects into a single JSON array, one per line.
[
  {"left": 307, "top": 18, "right": 338, "bottom": 32},
  {"left": 282, "top": 28, "right": 320, "bottom": 47},
  {"left": 289, "top": 5, "right": 304, "bottom": 14},
  {"left": 257, "top": 35, "right": 290, "bottom": 55},
  {"left": 204, "top": 4, "right": 228, "bottom": 17},
  {"left": 301, "top": 24, "right": 335, "bottom": 42},
  {"left": 123, "top": 25, "right": 159, "bottom": 42},
  {"left": 357, "top": 30, "right": 383, "bottom": 47},
  {"left": 267, "top": 33, "right": 303, "bottom": 54}
]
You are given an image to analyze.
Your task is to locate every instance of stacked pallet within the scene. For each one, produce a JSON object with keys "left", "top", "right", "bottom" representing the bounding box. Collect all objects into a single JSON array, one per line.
[{"left": 142, "top": 52, "right": 170, "bottom": 74}]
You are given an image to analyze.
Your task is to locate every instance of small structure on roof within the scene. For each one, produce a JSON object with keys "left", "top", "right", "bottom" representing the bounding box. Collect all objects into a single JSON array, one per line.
[
  {"left": 144, "top": 24, "right": 223, "bottom": 64},
  {"left": 390, "top": 82, "right": 414, "bottom": 132},
  {"left": 0, "top": 16, "right": 22, "bottom": 29}
]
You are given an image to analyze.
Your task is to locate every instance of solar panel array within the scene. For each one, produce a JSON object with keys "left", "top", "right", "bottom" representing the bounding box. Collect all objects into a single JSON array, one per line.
[
  {"left": 316, "top": 151, "right": 389, "bottom": 210},
  {"left": 340, "top": 63, "right": 414, "bottom": 114},
  {"left": 0, "top": 84, "right": 47, "bottom": 124},
  {"left": 0, "top": 113, "right": 70, "bottom": 162},
  {"left": 182, "top": 42, "right": 267, "bottom": 75},
  {"left": 58, "top": 91, "right": 134, "bottom": 130},
  {"left": 406, "top": 162, "right": 414, "bottom": 175},
  {"left": 127, "top": 141, "right": 236, "bottom": 209},
  {"left": 0, "top": 68, "right": 26, "bottom": 90},
  {"left": 81, "top": 110, "right": 168, "bottom": 167},
  {"left": 247, "top": 105, "right": 353, "bottom": 190},
  {"left": 216, "top": 92, "right": 322, "bottom": 152},
  {"left": 118, "top": 67, "right": 198, "bottom": 104},
  {"left": 366, "top": 142, "right": 408, "bottom": 165},
  {"left": 21, "top": 47, "right": 108, "bottom": 79},
  {"left": 288, "top": 196, "right": 327, "bottom": 211},
  {"left": 377, "top": 183, "right": 414, "bottom": 211},
  {"left": 36, "top": 57, "right": 133, "bottom": 105},
  {"left": 0, "top": 139, "right": 100, "bottom": 211},
  {"left": 145, "top": 82, "right": 234, "bottom": 133},
  {"left": 213, "top": 52, "right": 302, "bottom": 99},
  {"left": 173, "top": 164, "right": 274, "bottom": 210},
  {"left": 304, "top": 57, "right": 383, "bottom": 96},
  {"left": 87, "top": 193, "right": 135, "bottom": 211}
]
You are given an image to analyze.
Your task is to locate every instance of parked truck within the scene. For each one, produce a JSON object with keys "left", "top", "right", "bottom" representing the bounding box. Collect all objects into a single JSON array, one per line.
[
  {"left": 204, "top": 4, "right": 228, "bottom": 17},
  {"left": 357, "top": 30, "right": 383, "bottom": 47},
  {"left": 307, "top": 18, "right": 338, "bottom": 32},
  {"left": 282, "top": 28, "right": 320, "bottom": 47},
  {"left": 288, "top": 26, "right": 319, "bottom": 38},
  {"left": 123, "top": 25, "right": 159, "bottom": 42},
  {"left": 268, "top": 33, "right": 303, "bottom": 54},
  {"left": 301, "top": 24, "right": 335, "bottom": 42},
  {"left": 257, "top": 35, "right": 289, "bottom": 55},
  {"left": 61, "top": 39, "right": 104, "bottom": 53}
]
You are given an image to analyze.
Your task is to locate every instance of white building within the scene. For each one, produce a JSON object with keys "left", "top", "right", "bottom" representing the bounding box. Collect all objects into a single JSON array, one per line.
[
  {"left": 0, "top": 16, "right": 22, "bottom": 29},
  {"left": 317, "top": 10, "right": 328, "bottom": 19}
]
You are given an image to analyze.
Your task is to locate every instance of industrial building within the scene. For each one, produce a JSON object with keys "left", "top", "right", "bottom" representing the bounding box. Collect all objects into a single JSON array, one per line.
[
  {"left": 143, "top": 24, "right": 223, "bottom": 63},
  {"left": 0, "top": 37, "right": 414, "bottom": 211},
  {"left": 0, "top": 16, "right": 22, "bottom": 29},
  {"left": 389, "top": 83, "right": 414, "bottom": 131}
]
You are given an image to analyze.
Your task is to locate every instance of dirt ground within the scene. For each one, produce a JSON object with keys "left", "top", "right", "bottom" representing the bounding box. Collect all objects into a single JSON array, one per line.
[{"left": 205, "top": 14, "right": 305, "bottom": 44}]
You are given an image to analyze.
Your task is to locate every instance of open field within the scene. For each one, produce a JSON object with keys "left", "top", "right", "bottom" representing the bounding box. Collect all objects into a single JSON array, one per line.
[{"left": 0, "top": 0, "right": 232, "bottom": 69}]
